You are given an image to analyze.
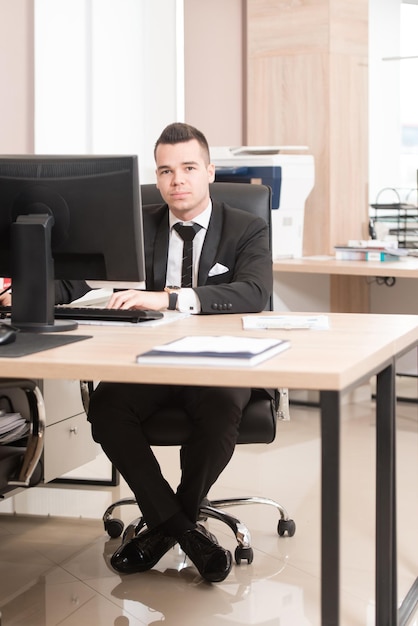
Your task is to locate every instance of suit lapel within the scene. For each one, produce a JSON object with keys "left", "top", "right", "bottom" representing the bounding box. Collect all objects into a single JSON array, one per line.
[
  {"left": 152, "top": 217, "right": 169, "bottom": 290},
  {"left": 198, "top": 201, "right": 224, "bottom": 285},
  {"left": 143, "top": 204, "right": 169, "bottom": 290}
]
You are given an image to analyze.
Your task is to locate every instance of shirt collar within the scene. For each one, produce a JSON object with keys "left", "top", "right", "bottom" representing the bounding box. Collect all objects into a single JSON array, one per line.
[{"left": 169, "top": 200, "right": 212, "bottom": 231}]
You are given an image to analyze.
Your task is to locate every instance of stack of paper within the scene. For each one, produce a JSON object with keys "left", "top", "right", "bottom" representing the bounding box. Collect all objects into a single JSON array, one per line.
[
  {"left": 242, "top": 315, "right": 329, "bottom": 330},
  {"left": 0, "top": 411, "right": 29, "bottom": 444}
]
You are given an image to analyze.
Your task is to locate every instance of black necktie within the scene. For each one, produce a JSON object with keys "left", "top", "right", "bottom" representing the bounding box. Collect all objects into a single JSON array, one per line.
[{"left": 173, "top": 222, "right": 202, "bottom": 288}]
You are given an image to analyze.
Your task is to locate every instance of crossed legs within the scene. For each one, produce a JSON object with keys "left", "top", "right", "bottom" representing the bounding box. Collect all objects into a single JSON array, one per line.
[
  {"left": 88, "top": 382, "right": 250, "bottom": 526},
  {"left": 88, "top": 382, "right": 251, "bottom": 582}
]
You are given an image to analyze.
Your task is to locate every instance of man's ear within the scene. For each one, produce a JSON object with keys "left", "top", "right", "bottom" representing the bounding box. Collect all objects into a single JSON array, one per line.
[{"left": 208, "top": 163, "right": 215, "bottom": 183}]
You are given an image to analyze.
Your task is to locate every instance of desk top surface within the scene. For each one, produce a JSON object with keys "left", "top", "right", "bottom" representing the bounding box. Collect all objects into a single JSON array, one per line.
[
  {"left": 273, "top": 256, "right": 418, "bottom": 277},
  {"left": 0, "top": 312, "right": 417, "bottom": 392}
]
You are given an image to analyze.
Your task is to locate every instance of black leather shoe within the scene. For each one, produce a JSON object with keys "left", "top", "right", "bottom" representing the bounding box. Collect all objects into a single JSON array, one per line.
[
  {"left": 111, "top": 526, "right": 177, "bottom": 573},
  {"left": 179, "top": 525, "right": 232, "bottom": 583}
]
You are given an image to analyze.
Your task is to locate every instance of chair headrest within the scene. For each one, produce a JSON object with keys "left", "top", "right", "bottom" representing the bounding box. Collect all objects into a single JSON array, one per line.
[{"left": 141, "top": 182, "right": 272, "bottom": 225}]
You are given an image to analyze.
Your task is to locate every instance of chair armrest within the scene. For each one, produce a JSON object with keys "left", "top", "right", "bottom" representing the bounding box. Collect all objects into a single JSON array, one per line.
[
  {"left": 276, "top": 388, "right": 290, "bottom": 421},
  {"left": 80, "top": 380, "right": 94, "bottom": 414},
  {"left": 0, "top": 378, "right": 46, "bottom": 487}
]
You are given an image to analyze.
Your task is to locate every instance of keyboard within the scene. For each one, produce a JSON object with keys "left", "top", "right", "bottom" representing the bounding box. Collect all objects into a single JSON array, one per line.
[{"left": 0, "top": 305, "right": 163, "bottom": 324}]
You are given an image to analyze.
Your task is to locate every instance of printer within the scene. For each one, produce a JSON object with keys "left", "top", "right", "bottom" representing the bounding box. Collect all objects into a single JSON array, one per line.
[{"left": 211, "top": 146, "right": 315, "bottom": 259}]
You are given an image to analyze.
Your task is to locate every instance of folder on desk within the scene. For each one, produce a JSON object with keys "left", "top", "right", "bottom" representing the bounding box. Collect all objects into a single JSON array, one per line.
[{"left": 136, "top": 335, "right": 290, "bottom": 367}]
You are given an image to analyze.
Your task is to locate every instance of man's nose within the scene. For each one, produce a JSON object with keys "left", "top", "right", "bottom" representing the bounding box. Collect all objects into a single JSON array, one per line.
[{"left": 171, "top": 170, "right": 183, "bottom": 185}]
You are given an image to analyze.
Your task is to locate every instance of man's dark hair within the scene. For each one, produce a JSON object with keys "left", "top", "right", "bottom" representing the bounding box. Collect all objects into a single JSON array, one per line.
[{"left": 154, "top": 122, "right": 210, "bottom": 163}]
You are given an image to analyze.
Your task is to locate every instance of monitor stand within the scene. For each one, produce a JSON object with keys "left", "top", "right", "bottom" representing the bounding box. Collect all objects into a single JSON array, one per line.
[{"left": 11, "top": 214, "right": 77, "bottom": 332}]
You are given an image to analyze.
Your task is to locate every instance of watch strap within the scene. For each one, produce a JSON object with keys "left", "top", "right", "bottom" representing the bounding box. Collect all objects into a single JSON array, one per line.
[{"left": 168, "top": 291, "right": 178, "bottom": 310}]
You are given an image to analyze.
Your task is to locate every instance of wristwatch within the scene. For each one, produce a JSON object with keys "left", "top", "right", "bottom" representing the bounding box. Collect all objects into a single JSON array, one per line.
[{"left": 165, "top": 286, "right": 180, "bottom": 310}]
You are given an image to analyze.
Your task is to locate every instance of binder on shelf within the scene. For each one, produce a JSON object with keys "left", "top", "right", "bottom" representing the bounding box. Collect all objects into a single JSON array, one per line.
[{"left": 334, "top": 242, "right": 406, "bottom": 262}]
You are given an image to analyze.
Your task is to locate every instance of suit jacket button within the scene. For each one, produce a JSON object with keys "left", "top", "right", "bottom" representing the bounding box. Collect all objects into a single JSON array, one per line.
[
  {"left": 227, "top": 303, "right": 232, "bottom": 310},
  {"left": 212, "top": 303, "right": 219, "bottom": 310}
]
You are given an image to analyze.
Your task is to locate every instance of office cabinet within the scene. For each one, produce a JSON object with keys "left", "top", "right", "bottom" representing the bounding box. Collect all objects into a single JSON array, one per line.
[{"left": 38, "top": 379, "right": 97, "bottom": 482}]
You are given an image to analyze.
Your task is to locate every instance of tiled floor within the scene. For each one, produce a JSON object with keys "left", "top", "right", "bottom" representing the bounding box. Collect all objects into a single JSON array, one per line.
[{"left": 0, "top": 383, "right": 417, "bottom": 625}]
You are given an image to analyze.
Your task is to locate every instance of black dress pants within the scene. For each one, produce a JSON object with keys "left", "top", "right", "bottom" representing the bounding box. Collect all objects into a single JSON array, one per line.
[{"left": 88, "top": 382, "right": 251, "bottom": 528}]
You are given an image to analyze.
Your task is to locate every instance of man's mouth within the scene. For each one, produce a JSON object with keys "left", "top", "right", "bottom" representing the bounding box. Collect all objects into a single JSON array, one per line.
[{"left": 171, "top": 191, "right": 189, "bottom": 199}]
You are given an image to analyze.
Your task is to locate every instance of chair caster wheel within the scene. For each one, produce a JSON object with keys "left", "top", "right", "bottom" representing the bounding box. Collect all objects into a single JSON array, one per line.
[
  {"left": 235, "top": 545, "right": 254, "bottom": 564},
  {"left": 104, "top": 518, "right": 124, "bottom": 538},
  {"left": 278, "top": 518, "right": 296, "bottom": 537}
]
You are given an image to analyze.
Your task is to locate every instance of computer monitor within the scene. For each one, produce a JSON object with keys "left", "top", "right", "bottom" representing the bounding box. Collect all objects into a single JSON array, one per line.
[{"left": 0, "top": 155, "right": 145, "bottom": 332}]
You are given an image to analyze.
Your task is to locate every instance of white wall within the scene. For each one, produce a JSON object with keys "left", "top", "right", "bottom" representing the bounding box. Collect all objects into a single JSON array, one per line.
[
  {"left": 184, "top": 0, "right": 243, "bottom": 146},
  {"left": 0, "top": 0, "right": 34, "bottom": 153},
  {"left": 368, "top": 0, "right": 401, "bottom": 201},
  {"left": 34, "top": 0, "right": 184, "bottom": 183}
]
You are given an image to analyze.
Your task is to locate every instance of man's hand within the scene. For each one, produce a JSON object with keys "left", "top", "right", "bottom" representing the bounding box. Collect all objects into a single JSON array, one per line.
[
  {"left": 0, "top": 291, "right": 11, "bottom": 307},
  {"left": 107, "top": 289, "right": 169, "bottom": 311}
]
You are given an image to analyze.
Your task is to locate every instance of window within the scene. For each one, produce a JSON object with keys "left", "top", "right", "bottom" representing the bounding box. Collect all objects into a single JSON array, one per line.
[{"left": 400, "top": 1, "right": 418, "bottom": 188}]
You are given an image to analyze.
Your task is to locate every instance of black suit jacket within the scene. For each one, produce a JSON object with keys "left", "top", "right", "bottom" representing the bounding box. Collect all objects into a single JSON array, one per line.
[
  {"left": 143, "top": 200, "right": 273, "bottom": 314},
  {"left": 54, "top": 280, "right": 90, "bottom": 305}
]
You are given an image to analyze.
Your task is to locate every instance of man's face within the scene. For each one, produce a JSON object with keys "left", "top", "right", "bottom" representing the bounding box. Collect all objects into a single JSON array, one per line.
[{"left": 155, "top": 139, "right": 215, "bottom": 220}]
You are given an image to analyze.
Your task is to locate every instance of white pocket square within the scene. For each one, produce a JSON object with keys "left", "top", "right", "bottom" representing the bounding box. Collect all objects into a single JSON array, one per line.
[{"left": 208, "top": 263, "right": 229, "bottom": 277}]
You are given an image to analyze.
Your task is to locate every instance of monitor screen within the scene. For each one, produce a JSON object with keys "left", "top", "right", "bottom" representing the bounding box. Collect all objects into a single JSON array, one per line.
[{"left": 0, "top": 155, "right": 145, "bottom": 332}]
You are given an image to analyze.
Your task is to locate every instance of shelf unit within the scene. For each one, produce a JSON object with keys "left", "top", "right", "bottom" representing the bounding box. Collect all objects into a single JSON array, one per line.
[{"left": 370, "top": 187, "right": 418, "bottom": 249}]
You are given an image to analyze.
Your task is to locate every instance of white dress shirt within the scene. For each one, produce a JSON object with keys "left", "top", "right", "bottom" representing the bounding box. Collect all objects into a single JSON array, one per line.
[{"left": 166, "top": 201, "right": 212, "bottom": 314}]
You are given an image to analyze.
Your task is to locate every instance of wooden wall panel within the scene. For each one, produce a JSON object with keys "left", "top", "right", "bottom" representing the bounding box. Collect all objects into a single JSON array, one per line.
[
  {"left": 330, "top": 275, "right": 370, "bottom": 313},
  {"left": 246, "top": 0, "right": 369, "bottom": 258},
  {"left": 247, "top": 0, "right": 329, "bottom": 53},
  {"left": 247, "top": 52, "right": 331, "bottom": 254},
  {"left": 328, "top": 53, "right": 369, "bottom": 249}
]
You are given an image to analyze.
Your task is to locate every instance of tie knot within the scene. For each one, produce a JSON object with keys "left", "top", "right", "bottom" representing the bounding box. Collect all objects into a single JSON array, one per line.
[{"left": 173, "top": 222, "right": 202, "bottom": 241}]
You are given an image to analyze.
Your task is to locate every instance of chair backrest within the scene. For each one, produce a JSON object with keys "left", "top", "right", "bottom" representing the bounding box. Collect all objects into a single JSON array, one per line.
[{"left": 141, "top": 182, "right": 272, "bottom": 246}]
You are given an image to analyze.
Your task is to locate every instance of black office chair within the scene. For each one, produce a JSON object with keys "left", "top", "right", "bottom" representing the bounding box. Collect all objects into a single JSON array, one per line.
[
  {"left": 0, "top": 379, "right": 45, "bottom": 498},
  {"left": 102, "top": 182, "right": 295, "bottom": 564}
]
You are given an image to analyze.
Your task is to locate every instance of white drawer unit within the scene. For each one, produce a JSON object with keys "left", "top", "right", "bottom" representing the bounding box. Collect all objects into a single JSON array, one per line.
[
  {"left": 43, "top": 411, "right": 97, "bottom": 482},
  {"left": 39, "top": 379, "right": 87, "bottom": 426},
  {"left": 37, "top": 379, "right": 98, "bottom": 482}
]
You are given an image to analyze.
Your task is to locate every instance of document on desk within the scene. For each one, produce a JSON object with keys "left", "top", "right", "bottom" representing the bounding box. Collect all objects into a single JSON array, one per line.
[
  {"left": 136, "top": 335, "right": 290, "bottom": 367},
  {"left": 242, "top": 315, "right": 329, "bottom": 330}
]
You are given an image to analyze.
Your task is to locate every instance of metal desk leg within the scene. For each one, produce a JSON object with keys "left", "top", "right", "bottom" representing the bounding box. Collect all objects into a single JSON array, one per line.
[
  {"left": 320, "top": 390, "right": 341, "bottom": 626},
  {"left": 376, "top": 361, "right": 397, "bottom": 626}
]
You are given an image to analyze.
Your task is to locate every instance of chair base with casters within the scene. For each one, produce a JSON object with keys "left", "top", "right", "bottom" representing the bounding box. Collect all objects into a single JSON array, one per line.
[
  {"left": 103, "top": 492, "right": 296, "bottom": 565},
  {"left": 101, "top": 388, "right": 296, "bottom": 565}
]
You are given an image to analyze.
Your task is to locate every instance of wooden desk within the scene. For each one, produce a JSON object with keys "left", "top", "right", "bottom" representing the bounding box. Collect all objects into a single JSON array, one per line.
[
  {"left": 273, "top": 256, "right": 418, "bottom": 312},
  {"left": 1, "top": 312, "right": 417, "bottom": 625},
  {"left": 273, "top": 255, "right": 418, "bottom": 278}
]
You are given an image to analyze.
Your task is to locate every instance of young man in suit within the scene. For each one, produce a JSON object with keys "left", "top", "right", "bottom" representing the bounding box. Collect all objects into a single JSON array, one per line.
[{"left": 88, "top": 122, "right": 273, "bottom": 583}]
